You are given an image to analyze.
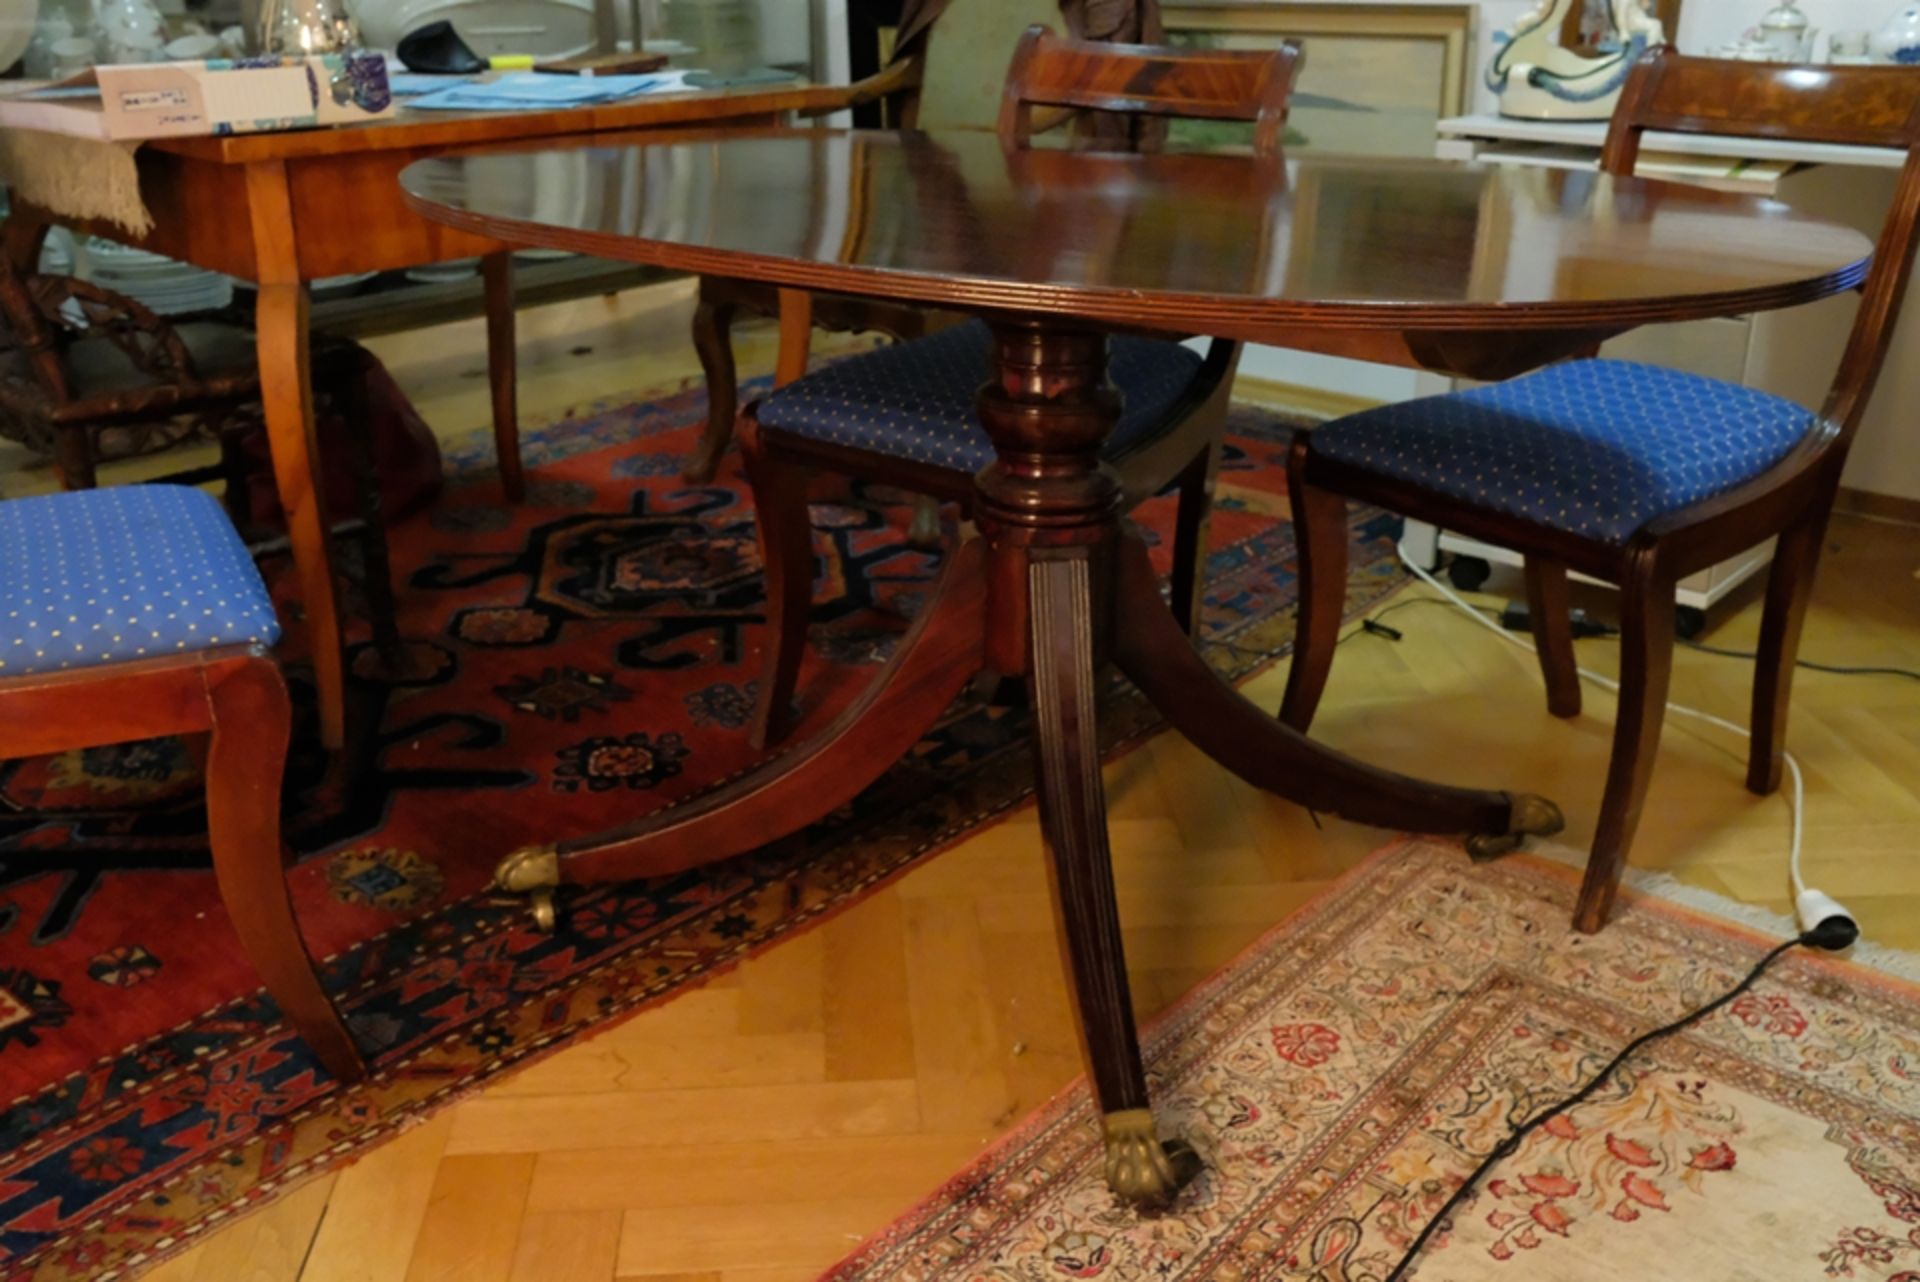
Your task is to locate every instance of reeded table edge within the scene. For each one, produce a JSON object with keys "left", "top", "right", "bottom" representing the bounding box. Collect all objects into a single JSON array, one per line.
[{"left": 398, "top": 146, "right": 1873, "bottom": 343}]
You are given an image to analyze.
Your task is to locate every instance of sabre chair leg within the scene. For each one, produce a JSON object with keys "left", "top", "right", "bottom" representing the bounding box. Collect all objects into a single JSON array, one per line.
[
  {"left": 1028, "top": 550, "right": 1199, "bottom": 1208},
  {"left": 1278, "top": 435, "right": 1347, "bottom": 733},
  {"left": 1524, "top": 556, "right": 1583, "bottom": 718},
  {"left": 1747, "top": 507, "right": 1830, "bottom": 797},
  {"left": 203, "top": 657, "right": 364, "bottom": 1081},
  {"left": 1167, "top": 442, "right": 1217, "bottom": 638},
  {"left": 335, "top": 347, "right": 404, "bottom": 674},
  {"left": 687, "top": 295, "right": 740, "bottom": 483},
  {"left": 1575, "top": 556, "right": 1675, "bottom": 933},
  {"left": 742, "top": 417, "right": 816, "bottom": 750}
]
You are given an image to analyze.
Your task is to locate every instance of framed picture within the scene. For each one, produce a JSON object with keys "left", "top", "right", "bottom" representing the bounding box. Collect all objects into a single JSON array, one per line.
[{"left": 1161, "top": 2, "right": 1474, "bottom": 158}]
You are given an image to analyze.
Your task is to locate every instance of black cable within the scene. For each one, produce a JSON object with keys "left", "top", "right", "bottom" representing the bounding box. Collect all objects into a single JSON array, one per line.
[
  {"left": 1677, "top": 638, "right": 1920, "bottom": 682},
  {"left": 1333, "top": 595, "right": 1502, "bottom": 648},
  {"left": 1384, "top": 930, "right": 1826, "bottom": 1282}
]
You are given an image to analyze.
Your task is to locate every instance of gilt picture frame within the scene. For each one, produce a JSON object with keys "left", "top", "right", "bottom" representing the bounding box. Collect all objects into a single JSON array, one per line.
[{"left": 1161, "top": 2, "right": 1474, "bottom": 158}]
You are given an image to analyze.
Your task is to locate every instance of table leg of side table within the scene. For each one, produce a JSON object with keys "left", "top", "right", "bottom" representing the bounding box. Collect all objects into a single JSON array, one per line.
[
  {"left": 482, "top": 252, "right": 525, "bottom": 501},
  {"left": 246, "top": 161, "right": 345, "bottom": 750}
]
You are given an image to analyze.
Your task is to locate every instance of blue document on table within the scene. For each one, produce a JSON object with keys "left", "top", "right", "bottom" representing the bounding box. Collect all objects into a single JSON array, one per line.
[
  {"left": 408, "top": 72, "right": 679, "bottom": 110},
  {"left": 388, "top": 72, "right": 473, "bottom": 97}
]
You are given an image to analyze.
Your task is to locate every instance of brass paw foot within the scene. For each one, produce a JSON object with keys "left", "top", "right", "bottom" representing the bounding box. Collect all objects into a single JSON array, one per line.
[
  {"left": 495, "top": 843, "right": 561, "bottom": 931},
  {"left": 1464, "top": 793, "right": 1565, "bottom": 860},
  {"left": 1101, "top": 1109, "right": 1202, "bottom": 1208},
  {"left": 906, "top": 495, "right": 944, "bottom": 547}
]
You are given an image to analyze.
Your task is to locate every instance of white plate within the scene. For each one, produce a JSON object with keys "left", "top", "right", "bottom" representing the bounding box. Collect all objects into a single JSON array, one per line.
[{"left": 405, "top": 258, "right": 481, "bottom": 284}]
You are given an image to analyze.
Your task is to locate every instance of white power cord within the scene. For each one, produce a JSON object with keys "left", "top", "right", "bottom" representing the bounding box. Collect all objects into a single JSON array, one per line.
[{"left": 1394, "top": 546, "right": 1856, "bottom": 946}]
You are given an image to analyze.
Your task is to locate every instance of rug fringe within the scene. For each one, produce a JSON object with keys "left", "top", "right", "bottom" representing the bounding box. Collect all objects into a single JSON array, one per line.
[{"left": 1529, "top": 842, "right": 1920, "bottom": 983}]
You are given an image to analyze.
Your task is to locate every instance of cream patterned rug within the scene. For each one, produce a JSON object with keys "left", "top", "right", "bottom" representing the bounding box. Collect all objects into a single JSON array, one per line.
[{"left": 824, "top": 840, "right": 1920, "bottom": 1281}]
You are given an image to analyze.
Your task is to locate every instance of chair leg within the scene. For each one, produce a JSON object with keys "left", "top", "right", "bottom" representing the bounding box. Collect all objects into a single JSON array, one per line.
[
  {"left": 1278, "top": 434, "right": 1346, "bottom": 733},
  {"left": 1575, "top": 559, "right": 1675, "bottom": 934},
  {"left": 687, "top": 296, "right": 739, "bottom": 483},
  {"left": 203, "top": 657, "right": 365, "bottom": 1081},
  {"left": 742, "top": 418, "right": 814, "bottom": 751},
  {"left": 482, "top": 251, "right": 525, "bottom": 502},
  {"left": 1524, "top": 556, "right": 1583, "bottom": 718},
  {"left": 1747, "top": 507, "right": 1832, "bottom": 796},
  {"left": 1167, "top": 441, "right": 1217, "bottom": 638},
  {"left": 53, "top": 426, "right": 97, "bottom": 491},
  {"left": 216, "top": 414, "right": 254, "bottom": 530},
  {"left": 336, "top": 349, "right": 404, "bottom": 672}
]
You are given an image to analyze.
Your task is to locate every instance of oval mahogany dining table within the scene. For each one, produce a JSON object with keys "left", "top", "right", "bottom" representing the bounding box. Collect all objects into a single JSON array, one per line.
[{"left": 400, "top": 129, "right": 1874, "bottom": 1206}]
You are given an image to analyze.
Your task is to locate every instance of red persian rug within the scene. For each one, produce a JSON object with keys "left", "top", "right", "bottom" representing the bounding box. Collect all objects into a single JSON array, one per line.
[
  {"left": 0, "top": 379, "right": 1408, "bottom": 1280},
  {"left": 825, "top": 840, "right": 1920, "bottom": 1282}
]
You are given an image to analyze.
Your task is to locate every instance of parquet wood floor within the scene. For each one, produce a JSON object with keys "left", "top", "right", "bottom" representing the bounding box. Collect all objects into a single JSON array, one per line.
[{"left": 112, "top": 282, "right": 1919, "bottom": 1282}]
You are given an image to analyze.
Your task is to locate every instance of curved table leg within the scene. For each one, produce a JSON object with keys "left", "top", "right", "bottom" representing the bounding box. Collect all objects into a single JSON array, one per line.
[
  {"left": 495, "top": 539, "right": 991, "bottom": 923},
  {"left": 1110, "top": 537, "right": 1563, "bottom": 849},
  {"left": 1029, "top": 550, "right": 1201, "bottom": 1206},
  {"left": 247, "top": 160, "right": 345, "bottom": 750},
  {"left": 970, "top": 320, "right": 1204, "bottom": 1208}
]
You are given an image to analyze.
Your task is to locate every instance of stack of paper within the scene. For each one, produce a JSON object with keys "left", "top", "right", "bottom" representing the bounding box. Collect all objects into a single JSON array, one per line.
[
  {"left": 0, "top": 53, "right": 394, "bottom": 141},
  {"left": 408, "top": 71, "right": 690, "bottom": 111}
]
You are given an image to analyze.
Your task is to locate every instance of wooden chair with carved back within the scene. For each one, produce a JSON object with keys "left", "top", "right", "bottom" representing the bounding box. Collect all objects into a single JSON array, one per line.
[
  {"left": 0, "top": 242, "right": 404, "bottom": 666},
  {"left": 1277, "top": 49, "right": 1920, "bottom": 933},
  {"left": 0, "top": 484, "right": 365, "bottom": 1082},
  {"left": 734, "top": 25, "right": 1302, "bottom": 749},
  {"left": 0, "top": 250, "right": 259, "bottom": 499},
  {"left": 681, "top": 0, "right": 1075, "bottom": 486}
]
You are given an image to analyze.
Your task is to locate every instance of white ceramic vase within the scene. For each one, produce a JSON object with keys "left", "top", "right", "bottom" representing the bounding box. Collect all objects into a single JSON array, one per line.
[{"left": 1870, "top": 3, "right": 1920, "bottom": 63}]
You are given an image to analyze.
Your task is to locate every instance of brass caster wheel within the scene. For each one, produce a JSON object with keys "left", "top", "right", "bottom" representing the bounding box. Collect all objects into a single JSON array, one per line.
[
  {"left": 528, "top": 887, "right": 557, "bottom": 932},
  {"left": 1163, "top": 1136, "right": 1205, "bottom": 1190},
  {"left": 495, "top": 843, "right": 562, "bottom": 931},
  {"left": 1464, "top": 793, "right": 1565, "bottom": 861},
  {"left": 906, "top": 495, "right": 944, "bottom": 548},
  {"left": 1101, "top": 1109, "right": 1202, "bottom": 1209}
]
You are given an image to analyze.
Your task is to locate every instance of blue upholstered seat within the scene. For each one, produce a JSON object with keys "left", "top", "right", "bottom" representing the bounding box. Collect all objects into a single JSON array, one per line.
[
  {"left": 756, "top": 319, "right": 1206, "bottom": 471},
  {"left": 0, "top": 485, "right": 281, "bottom": 678},
  {"left": 1308, "top": 359, "right": 1817, "bottom": 544}
]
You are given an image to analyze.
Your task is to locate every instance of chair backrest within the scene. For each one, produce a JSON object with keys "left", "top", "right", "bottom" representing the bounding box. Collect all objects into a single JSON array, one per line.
[
  {"left": 1601, "top": 49, "right": 1920, "bottom": 439},
  {"left": 996, "top": 25, "right": 1302, "bottom": 156}
]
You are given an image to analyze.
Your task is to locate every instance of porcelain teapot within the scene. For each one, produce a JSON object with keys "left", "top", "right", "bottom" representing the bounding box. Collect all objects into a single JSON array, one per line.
[
  {"left": 1758, "top": 0, "right": 1817, "bottom": 58},
  {"left": 1871, "top": 3, "right": 1920, "bottom": 63}
]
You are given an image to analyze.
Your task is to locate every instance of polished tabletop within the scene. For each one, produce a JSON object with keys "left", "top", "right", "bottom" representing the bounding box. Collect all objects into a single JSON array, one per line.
[{"left": 400, "top": 127, "right": 1874, "bottom": 345}]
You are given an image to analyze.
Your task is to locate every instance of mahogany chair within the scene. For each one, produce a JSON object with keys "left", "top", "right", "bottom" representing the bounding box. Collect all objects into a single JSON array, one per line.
[
  {"left": 1278, "top": 50, "right": 1920, "bottom": 932},
  {"left": 0, "top": 485, "right": 365, "bottom": 1081},
  {"left": 682, "top": 0, "right": 1073, "bottom": 485},
  {"left": 737, "top": 26, "right": 1303, "bottom": 749}
]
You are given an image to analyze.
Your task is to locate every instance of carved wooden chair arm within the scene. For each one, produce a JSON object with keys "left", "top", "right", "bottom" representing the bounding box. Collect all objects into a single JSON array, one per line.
[{"left": 26, "top": 273, "right": 200, "bottom": 386}]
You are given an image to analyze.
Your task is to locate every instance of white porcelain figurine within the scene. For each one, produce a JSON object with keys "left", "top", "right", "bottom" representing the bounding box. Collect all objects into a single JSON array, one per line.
[{"left": 1487, "top": 0, "right": 1668, "bottom": 121}]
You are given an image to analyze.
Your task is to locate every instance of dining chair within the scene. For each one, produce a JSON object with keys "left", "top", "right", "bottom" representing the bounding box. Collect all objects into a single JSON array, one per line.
[
  {"left": 681, "top": 0, "right": 1075, "bottom": 486},
  {"left": 735, "top": 25, "right": 1303, "bottom": 750},
  {"left": 0, "top": 484, "right": 366, "bottom": 1081},
  {"left": 1277, "top": 50, "right": 1920, "bottom": 932},
  {"left": 0, "top": 247, "right": 404, "bottom": 667}
]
